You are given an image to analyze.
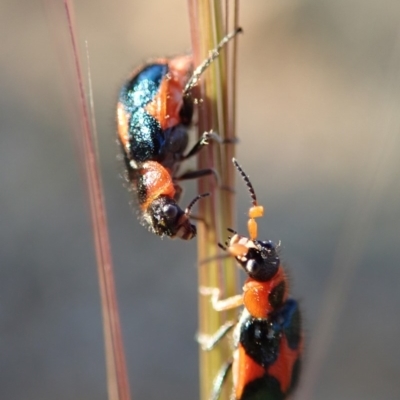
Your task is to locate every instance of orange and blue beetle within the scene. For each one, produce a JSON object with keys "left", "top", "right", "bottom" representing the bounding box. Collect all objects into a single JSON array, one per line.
[
  {"left": 117, "top": 29, "right": 242, "bottom": 239},
  {"left": 200, "top": 158, "right": 303, "bottom": 400}
]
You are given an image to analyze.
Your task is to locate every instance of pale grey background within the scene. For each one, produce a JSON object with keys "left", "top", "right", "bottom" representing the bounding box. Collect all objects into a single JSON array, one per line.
[{"left": 1, "top": 1, "right": 400, "bottom": 399}]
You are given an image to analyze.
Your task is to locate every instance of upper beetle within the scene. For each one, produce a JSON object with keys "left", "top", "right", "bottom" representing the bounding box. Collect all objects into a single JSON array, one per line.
[{"left": 117, "top": 28, "right": 242, "bottom": 239}]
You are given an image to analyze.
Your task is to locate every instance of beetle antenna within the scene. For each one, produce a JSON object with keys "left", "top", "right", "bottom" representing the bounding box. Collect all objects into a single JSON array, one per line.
[
  {"left": 218, "top": 242, "right": 227, "bottom": 251},
  {"left": 183, "top": 27, "right": 243, "bottom": 96},
  {"left": 232, "top": 158, "right": 264, "bottom": 241},
  {"left": 185, "top": 192, "right": 210, "bottom": 216},
  {"left": 232, "top": 158, "right": 257, "bottom": 207}
]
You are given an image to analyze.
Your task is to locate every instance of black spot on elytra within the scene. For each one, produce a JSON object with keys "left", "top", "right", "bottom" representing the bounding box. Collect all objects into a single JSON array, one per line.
[
  {"left": 288, "top": 358, "right": 301, "bottom": 395},
  {"left": 240, "top": 317, "right": 281, "bottom": 368},
  {"left": 240, "top": 374, "right": 285, "bottom": 400},
  {"left": 268, "top": 281, "right": 285, "bottom": 309}
]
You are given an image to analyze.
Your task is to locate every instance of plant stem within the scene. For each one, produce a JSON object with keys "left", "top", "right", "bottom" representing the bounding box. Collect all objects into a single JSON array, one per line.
[{"left": 187, "top": 1, "right": 241, "bottom": 399}]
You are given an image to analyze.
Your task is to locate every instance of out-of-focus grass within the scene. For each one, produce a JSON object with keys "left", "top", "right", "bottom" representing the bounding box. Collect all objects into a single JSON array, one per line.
[{"left": 1, "top": 1, "right": 400, "bottom": 399}]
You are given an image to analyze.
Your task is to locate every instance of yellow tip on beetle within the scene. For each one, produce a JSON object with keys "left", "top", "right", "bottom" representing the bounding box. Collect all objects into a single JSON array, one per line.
[
  {"left": 248, "top": 218, "right": 258, "bottom": 241},
  {"left": 249, "top": 205, "right": 264, "bottom": 219}
]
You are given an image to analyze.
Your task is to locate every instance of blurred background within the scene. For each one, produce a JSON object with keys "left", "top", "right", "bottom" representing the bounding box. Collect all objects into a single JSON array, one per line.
[{"left": 1, "top": 1, "right": 400, "bottom": 399}]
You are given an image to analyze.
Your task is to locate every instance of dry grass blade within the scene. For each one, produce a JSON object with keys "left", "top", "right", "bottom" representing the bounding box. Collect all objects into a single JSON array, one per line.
[
  {"left": 62, "top": 1, "right": 131, "bottom": 399},
  {"left": 187, "top": 1, "right": 241, "bottom": 400}
]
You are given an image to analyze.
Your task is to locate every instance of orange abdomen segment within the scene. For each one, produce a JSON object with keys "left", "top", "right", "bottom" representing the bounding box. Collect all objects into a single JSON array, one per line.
[
  {"left": 139, "top": 161, "right": 175, "bottom": 209},
  {"left": 268, "top": 335, "right": 303, "bottom": 394},
  {"left": 145, "top": 55, "right": 192, "bottom": 130},
  {"left": 234, "top": 344, "right": 266, "bottom": 400},
  {"left": 117, "top": 102, "right": 130, "bottom": 151}
]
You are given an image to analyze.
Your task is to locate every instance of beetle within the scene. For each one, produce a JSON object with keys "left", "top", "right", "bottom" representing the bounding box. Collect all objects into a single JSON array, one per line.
[
  {"left": 199, "top": 158, "right": 303, "bottom": 399},
  {"left": 117, "top": 29, "right": 242, "bottom": 239}
]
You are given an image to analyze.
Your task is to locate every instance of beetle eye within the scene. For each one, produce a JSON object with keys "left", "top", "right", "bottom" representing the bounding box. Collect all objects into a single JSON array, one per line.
[
  {"left": 246, "top": 259, "right": 260, "bottom": 275},
  {"left": 163, "top": 204, "right": 178, "bottom": 219}
]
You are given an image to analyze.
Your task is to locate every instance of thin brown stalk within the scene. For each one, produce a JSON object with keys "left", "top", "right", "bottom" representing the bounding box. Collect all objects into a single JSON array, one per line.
[
  {"left": 187, "top": 2, "right": 241, "bottom": 400},
  {"left": 62, "top": 2, "right": 131, "bottom": 399}
]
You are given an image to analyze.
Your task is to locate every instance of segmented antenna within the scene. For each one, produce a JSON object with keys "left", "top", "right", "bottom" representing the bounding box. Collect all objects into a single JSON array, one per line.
[
  {"left": 218, "top": 242, "right": 227, "bottom": 251},
  {"left": 183, "top": 27, "right": 243, "bottom": 96},
  {"left": 185, "top": 192, "right": 210, "bottom": 215},
  {"left": 232, "top": 158, "right": 264, "bottom": 241},
  {"left": 232, "top": 158, "right": 258, "bottom": 206}
]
